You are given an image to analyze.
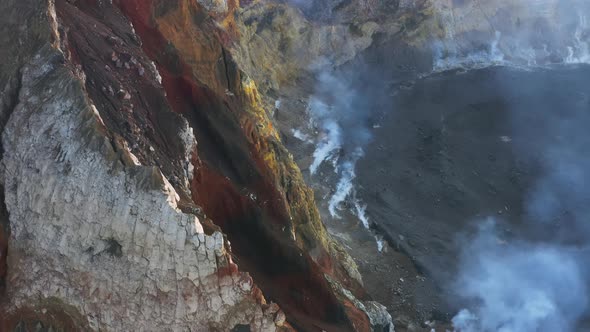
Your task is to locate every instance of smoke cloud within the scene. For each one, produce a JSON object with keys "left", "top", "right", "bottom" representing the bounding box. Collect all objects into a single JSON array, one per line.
[
  {"left": 449, "top": 45, "right": 590, "bottom": 332},
  {"left": 301, "top": 1, "right": 590, "bottom": 328},
  {"left": 308, "top": 66, "right": 368, "bottom": 221},
  {"left": 452, "top": 220, "right": 589, "bottom": 332},
  {"left": 307, "top": 59, "right": 387, "bottom": 230},
  {"left": 413, "top": 2, "right": 590, "bottom": 330},
  {"left": 286, "top": 0, "right": 590, "bottom": 327},
  {"left": 431, "top": 0, "right": 590, "bottom": 71}
]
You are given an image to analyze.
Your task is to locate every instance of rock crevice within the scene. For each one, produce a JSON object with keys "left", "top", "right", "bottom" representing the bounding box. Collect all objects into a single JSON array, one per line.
[{"left": 0, "top": 0, "right": 395, "bottom": 331}]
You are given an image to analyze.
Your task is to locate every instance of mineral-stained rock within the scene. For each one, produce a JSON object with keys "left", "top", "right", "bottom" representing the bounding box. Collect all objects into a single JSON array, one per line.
[
  {"left": 0, "top": 0, "right": 391, "bottom": 331},
  {"left": 113, "top": 0, "right": 389, "bottom": 330},
  {"left": 0, "top": 2, "right": 282, "bottom": 330},
  {"left": 231, "top": 2, "right": 387, "bottom": 93}
]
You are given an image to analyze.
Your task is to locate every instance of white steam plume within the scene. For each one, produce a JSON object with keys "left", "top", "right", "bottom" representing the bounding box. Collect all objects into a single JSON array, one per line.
[
  {"left": 309, "top": 98, "right": 343, "bottom": 175},
  {"left": 307, "top": 62, "right": 384, "bottom": 230},
  {"left": 430, "top": 0, "right": 590, "bottom": 72},
  {"left": 327, "top": 148, "right": 365, "bottom": 220},
  {"left": 452, "top": 220, "right": 588, "bottom": 332},
  {"left": 451, "top": 63, "right": 590, "bottom": 330}
]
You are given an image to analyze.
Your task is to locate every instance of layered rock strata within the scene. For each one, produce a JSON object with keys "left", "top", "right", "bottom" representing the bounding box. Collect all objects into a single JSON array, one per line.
[{"left": 0, "top": 0, "right": 392, "bottom": 331}]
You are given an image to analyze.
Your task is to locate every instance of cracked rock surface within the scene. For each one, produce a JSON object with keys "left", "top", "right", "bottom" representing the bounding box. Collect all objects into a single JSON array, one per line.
[
  {"left": 0, "top": 25, "right": 280, "bottom": 332},
  {"left": 0, "top": 1, "right": 281, "bottom": 331},
  {"left": 0, "top": 0, "right": 393, "bottom": 331}
]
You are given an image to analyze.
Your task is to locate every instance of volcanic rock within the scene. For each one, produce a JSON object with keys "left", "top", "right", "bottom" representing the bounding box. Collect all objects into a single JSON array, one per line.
[{"left": 0, "top": 0, "right": 392, "bottom": 331}]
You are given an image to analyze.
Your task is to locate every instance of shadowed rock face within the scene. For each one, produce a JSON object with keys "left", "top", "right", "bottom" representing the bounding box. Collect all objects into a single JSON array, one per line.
[
  {"left": 0, "top": 0, "right": 391, "bottom": 331},
  {"left": 112, "top": 1, "right": 375, "bottom": 330}
]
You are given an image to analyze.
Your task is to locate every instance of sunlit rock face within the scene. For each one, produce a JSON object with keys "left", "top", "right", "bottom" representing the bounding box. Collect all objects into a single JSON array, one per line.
[
  {"left": 0, "top": 0, "right": 392, "bottom": 331},
  {"left": 0, "top": 1, "right": 282, "bottom": 331},
  {"left": 1, "top": 49, "right": 276, "bottom": 331},
  {"left": 232, "top": 3, "right": 373, "bottom": 93}
]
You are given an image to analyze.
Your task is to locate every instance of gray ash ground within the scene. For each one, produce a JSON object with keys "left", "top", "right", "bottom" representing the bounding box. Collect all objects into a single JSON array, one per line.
[{"left": 277, "top": 64, "right": 590, "bottom": 331}]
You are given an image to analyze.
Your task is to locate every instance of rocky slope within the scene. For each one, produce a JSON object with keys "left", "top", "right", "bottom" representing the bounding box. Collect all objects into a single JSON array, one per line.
[{"left": 0, "top": 0, "right": 393, "bottom": 331}]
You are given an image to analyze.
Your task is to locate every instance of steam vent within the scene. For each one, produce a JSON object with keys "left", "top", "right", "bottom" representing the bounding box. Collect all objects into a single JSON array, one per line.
[{"left": 1, "top": 0, "right": 590, "bottom": 331}]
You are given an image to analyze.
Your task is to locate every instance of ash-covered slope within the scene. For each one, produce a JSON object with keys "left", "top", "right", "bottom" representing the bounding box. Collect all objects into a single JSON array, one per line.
[{"left": 0, "top": 0, "right": 392, "bottom": 331}]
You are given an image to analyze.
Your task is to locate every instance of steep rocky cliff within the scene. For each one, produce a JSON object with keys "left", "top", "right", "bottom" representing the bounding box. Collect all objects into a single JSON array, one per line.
[
  {"left": 2, "top": 0, "right": 581, "bottom": 331},
  {"left": 0, "top": 0, "right": 392, "bottom": 331}
]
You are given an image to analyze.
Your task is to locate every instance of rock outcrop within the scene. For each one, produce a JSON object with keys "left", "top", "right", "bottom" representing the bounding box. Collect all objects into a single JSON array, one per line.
[
  {"left": 0, "top": 1, "right": 283, "bottom": 330},
  {"left": 230, "top": 0, "right": 403, "bottom": 94},
  {"left": 391, "top": 0, "right": 590, "bottom": 69},
  {"left": 1, "top": 44, "right": 278, "bottom": 330},
  {"left": 0, "top": 0, "right": 392, "bottom": 331}
]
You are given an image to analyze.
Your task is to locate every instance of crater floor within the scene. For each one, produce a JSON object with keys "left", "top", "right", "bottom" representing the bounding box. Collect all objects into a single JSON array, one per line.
[
  {"left": 280, "top": 64, "right": 590, "bottom": 330},
  {"left": 355, "top": 64, "right": 590, "bottom": 328}
]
